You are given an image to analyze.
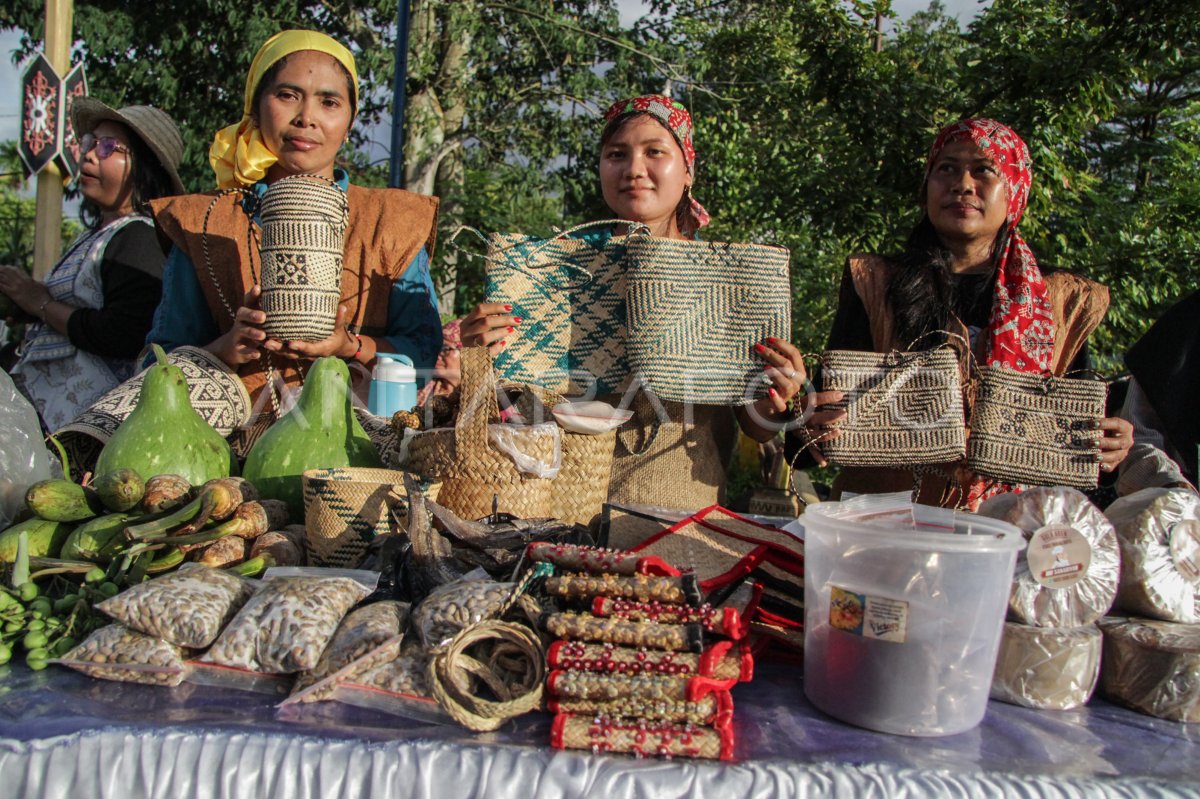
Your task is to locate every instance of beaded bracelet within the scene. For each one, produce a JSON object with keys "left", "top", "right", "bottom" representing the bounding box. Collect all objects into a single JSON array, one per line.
[
  {"left": 38, "top": 298, "right": 53, "bottom": 322},
  {"left": 345, "top": 329, "right": 363, "bottom": 361}
]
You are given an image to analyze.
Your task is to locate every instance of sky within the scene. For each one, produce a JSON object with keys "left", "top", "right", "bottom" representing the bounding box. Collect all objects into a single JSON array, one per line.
[{"left": 1, "top": 0, "right": 991, "bottom": 202}]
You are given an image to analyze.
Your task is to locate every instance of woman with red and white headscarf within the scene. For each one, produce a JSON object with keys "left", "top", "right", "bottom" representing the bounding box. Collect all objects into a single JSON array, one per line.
[{"left": 797, "top": 118, "right": 1133, "bottom": 508}]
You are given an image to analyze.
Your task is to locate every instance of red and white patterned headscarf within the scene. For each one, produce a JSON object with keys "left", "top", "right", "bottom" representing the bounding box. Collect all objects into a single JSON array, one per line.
[
  {"left": 924, "top": 118, "right": 1055, "bottom": 374},
  {"left": 604, "top": 95, "right": 711, "bottom": 234}
]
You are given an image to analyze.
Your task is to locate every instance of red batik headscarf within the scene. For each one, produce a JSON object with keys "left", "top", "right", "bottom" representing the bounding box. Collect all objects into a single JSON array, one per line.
[
  {"left": 603, "top": 95, "right": 711, "bottom": 235},
  {"left": 923, "top": 119, "right": 1055, "bottom": 374}
]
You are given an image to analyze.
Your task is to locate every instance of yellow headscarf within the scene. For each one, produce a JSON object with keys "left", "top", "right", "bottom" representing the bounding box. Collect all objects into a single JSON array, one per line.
[{"left": 209, "top": 30, "right": 359, "bottom": 189}]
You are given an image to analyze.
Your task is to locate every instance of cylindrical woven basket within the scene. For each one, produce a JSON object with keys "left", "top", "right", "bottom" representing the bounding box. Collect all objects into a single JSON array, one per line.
[
  {"left": 302, "top": 467, "right": 410, "bottom": 568},
  {"left": 554, "top": 429, "right": 617, "bottom": 527},
  {"left": 259, "top": 174, "right": 349, "bottom": 342},
  {"left": 405, "top": 347, "right": 558, "bottom": 520}
]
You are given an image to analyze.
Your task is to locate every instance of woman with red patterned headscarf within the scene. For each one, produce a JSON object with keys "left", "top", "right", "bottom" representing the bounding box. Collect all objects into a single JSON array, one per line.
[
  {"left": 460, "top": 95, "right": 840, "bottom": 511},
  {"left": 792, "top": 118, "right": 1133, "bottom": 508}
]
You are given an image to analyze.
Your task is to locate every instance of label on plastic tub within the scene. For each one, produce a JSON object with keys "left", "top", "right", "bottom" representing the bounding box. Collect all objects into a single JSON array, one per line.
[
  {"left": 1169, "top": 521, "right": 1200, "bottom": 584},
  {"left": 829, "top": 585, "right": 908, "bottom": 643},
  {"left": 1027, "top": 525, "right": 1091, "bottom": 590}
]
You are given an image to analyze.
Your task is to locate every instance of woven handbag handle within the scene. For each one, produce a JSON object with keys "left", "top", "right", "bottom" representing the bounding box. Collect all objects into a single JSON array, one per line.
[
  {"left": 449, "top": 220, "right": 650, "bottom": 290},
  {"left": 454, "top": 346, "right": 503, "bottom": 458}
]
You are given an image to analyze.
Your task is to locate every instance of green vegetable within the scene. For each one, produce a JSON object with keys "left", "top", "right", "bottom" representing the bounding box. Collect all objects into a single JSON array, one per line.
[
  {"left": 0, "top": 643, "right": 10, "bottom": 665},
  {"left": 95, "top": 344, "right": 234, "bottom": 485},
  {"left": 92, "top": 468, "right": 146, "bottom": 512},
  {"left": 242, "top": 357, "right": 381, "bottom": 519},
  {"left": 146, "top": 547, "right": 185, "bottom": 574},
  {"left": 0, "top": 519, "right": 75, "bottom": 563},
  {"left": 60, "top": 512, "right": 142, "bottom": 561},
  {"left": 25, "top": 479, "right": 103, "bottom": 522},
  {"left": 84, "top": 568, "right": 106, "bottom": 584}
]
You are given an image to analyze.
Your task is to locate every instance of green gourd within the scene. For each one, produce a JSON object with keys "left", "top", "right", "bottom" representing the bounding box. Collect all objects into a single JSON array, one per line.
[
  {"left": 0, "top": 518, "right": 74, "bottom": 562},
  {"left": 25, "top": 479, "right": 104, "bottom": 521},
  {"left": 95, "top": 344, "right": 234, "bottom": 485},
  {"left": 242, "top": 356, "right": 381, "bottom": 520},
  {"left": 59, "top": 511, "right": 142, "bottom": 561},
  {"left": 92, "top": 468, "right": 146, "bottom": 512}
]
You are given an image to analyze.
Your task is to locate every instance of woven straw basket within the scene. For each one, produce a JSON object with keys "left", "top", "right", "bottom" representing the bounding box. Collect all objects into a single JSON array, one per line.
[
  {"left": 820, "top": 346, "right": 966, "bottom": 468},
  {"left": 302, "top": 467, "right": 411, "bottom": 568},
  {"left": 405, "top": 347, "right": 559, "bottom": 520},
  {"left": 500, "top": 381, "right": 619, "bottom": 527},
  {"left": 967, "top": 366, "right": 1106, "bottom": 489},
  {"left": 258, "top": 174, "right": 349, "bottom": 342}
]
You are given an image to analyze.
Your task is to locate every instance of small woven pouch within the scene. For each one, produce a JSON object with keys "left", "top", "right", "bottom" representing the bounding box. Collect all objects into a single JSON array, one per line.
[
  {"left": 819, "top": 339, "right": 966, "bottom": 468},
  {"left": 967, "top": 366, "right": 1106, "bottom": 489}
]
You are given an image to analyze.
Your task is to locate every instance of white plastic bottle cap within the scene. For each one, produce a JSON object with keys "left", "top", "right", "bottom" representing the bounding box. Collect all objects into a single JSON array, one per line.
[{"left": 373, "top": 354, "right": 416, "bottom": 383}]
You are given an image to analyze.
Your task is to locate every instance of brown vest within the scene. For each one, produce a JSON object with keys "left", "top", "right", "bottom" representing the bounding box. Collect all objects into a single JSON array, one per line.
[
  {"left": 150, "top": 185, "right": 439, "bottom": 405},
  {"left": 834, "top": 254, "right": 1110, "bottom": 503}
]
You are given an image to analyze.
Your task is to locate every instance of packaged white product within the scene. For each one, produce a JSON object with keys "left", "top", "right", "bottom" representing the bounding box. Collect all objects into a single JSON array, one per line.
[
  {"left": 990, "top": 622, "right": 1102, "bottom": 710},
  {"left": 1103, "top": 488, "right": 1200, "bottom": 623},
  {"left": 1098, "top": 617, "right": 1200, "bottom": 723},
  {"left": 978, "top": 487, "right": 1119, "bottom": 627}
]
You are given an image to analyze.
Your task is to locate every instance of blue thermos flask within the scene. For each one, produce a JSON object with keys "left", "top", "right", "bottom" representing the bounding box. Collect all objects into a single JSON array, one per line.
[{"left": 368, "top": 354, "right": 417, "bottom": 417}]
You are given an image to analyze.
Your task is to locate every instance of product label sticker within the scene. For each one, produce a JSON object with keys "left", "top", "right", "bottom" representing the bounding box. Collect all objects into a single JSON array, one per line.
[
  {"left": 1168, "top": 520, "right": 1200, "bottom": 584},
  {"left": 829, "top": 585, "right": 908, "bottom": 643},
  {"left": 1026, "top": 525, "right": 1092, "bottom": 590}
]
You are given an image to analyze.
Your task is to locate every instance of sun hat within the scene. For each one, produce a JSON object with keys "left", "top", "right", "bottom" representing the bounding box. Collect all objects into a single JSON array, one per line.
[{"left": 71, "top": 96, "right": 186, "bottom": 194}]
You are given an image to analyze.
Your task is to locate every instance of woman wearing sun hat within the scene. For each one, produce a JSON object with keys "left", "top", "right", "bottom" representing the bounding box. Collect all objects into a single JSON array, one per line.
[
  {"left": 0, "top": 98, "right": 184, "bottom": 431},
  {"left": 147, "top": 29, "right": 441, "bottom": 421}
]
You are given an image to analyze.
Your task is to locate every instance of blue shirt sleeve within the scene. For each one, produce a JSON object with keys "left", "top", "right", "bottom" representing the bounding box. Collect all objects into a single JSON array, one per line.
[
  {"left": 383, "top": 247, "right": 441, "bottom": 374},
  {"left": 146, "top": 245, "right": 220, "bottom": 358}
]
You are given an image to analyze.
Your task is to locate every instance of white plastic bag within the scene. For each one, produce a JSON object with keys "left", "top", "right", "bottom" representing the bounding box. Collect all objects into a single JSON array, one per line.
[
  {"left": 0, "top": 371, "right": 55, "bottom": 527},
  {"left": 488, "top": 421, "right": 561, "bottom": 478}
]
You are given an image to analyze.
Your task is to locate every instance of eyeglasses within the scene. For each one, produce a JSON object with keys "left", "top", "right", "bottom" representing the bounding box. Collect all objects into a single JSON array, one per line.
[{"left": 80, "top": 134, "right": 130, "bottom": 160}]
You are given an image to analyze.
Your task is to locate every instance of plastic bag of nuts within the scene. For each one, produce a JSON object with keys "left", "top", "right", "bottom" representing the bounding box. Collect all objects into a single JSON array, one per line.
[
  {"left": 290, "top": 600, "right": 411, "bottom": 697},
  {"left": 54, "top": 624, "right": 194, "bottom": 686},
  {"left": 412, "top": 579, "right": 518, "bottom": 647},
  {"left": 97, "top": 563, "right": 255, "bottom": 649},
  {"left": 200, "top": 574, "right": 371, "bottom": 674}
]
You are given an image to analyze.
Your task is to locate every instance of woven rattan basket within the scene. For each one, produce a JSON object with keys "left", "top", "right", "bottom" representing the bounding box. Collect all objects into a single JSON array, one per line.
[
  {"left": 259, "top": 174, "right": 349, "bottom": 342},
  {"left": 302, "top": 467, "right": 410, "bottom": 568},
  {"left": 405, "top": 347, "right": 559, "bottom": 520},
  {"left": 820, "top": 346, "right": 966, "bottom": 468},
  {"left": 967, "top": 366, "right": 1106, "bottom": 489}
]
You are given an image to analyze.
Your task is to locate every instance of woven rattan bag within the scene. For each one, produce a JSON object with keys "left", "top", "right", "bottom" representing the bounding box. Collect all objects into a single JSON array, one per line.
[
  {"left": 623, "top": 237, "right": 791, "bottom": 405},
  {"left": 501, "top": 383, "right": 619, "bottom": 528},
  {"left": 819, "top": 346, "right": 966, "bottom": 468},
  {"left": 479, "top": 221, "right": 648, "bottom": 395},
  {"left": 406, "top": 347, "right": 559, "bottom": 519},
  {"left": 258, "top": 174, "right": 349, "bottom": 342},
  {"left": 967, "top": 366, "right": 1106, "bottom": 489}
]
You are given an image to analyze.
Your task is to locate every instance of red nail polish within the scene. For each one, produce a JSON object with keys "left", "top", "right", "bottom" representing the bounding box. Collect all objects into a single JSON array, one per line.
[
  {"left": 507, "top": 327, "right": 515, "bottom": 333},
  {"left": 768, "top": 388, "right": 777, "bottom": 398},
  {"left": 505, "top": 305, "right": 513, "bottom": 311},
  {"left": 500, "top": 340, "right": 507, "bottom": 346},
  {"left": 513, "top": 317, "right": 523, "bottom": 323},
  {"left": 754, "top": 343, "right": 766, "bottom": 353}
]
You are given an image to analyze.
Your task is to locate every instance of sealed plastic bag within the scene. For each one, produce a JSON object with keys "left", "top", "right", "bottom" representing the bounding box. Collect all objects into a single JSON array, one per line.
[
  {"left": 1104, "top": 487, "right": 1200, "bottom": 623},
  {"left": 0, "top": 371, "right": 55, "bottom": 527},
  {"left": 290, "top": 600, "right": 410, "bottom": 695},
  {"left": 990, "top": 622, "right": 1101, "bottom": 710},
  {"left": 412, "top": 578, "right": 517, "bottom": 647},
  {"left": 55, "top": 623, "right": 193, "bottom": 686},
  {"left": 978, "top": 487, "right": 1119, "bottom": 627},
  {"left": 97, "top": 563, "right": 255, "bottom": 649}
]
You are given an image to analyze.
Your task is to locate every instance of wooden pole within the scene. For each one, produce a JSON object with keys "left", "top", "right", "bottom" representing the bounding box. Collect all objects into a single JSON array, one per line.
[{"left": 31, "top": 0, "right": 73, "bottom": 281}]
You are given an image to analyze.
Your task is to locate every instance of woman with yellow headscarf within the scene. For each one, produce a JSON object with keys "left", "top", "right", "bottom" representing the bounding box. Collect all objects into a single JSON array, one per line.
[{"left": 147, "top": 30, "right": 441, "bottom": 416}]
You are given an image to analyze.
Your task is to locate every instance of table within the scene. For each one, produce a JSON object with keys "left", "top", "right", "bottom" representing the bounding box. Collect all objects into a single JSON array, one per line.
[{"left": 2, "top": 659, "right": 1196, "bottom": 798}]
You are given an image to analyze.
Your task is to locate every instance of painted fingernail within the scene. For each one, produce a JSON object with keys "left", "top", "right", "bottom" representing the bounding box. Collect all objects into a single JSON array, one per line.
[
  {"left": 753, "top": 343, "right": 766, "bottom": 353},
  {"left": 500, "top": 340, "right": 508, "bottom": 347},
  {"left": 507, "top": 327, "right": 515, "bottom": 333},
  {"left": 504, "top": 305, "right": 513, "bottom": 311},
  {"left": 513, "top": 317, "right": 523, "bottom": 323},
  {"left": 768, "top": 388, "right": 778, "bottom": 398}
]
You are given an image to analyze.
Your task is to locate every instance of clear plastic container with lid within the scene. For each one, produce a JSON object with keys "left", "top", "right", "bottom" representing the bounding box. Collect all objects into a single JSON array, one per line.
[{"left": 802, "top": 494, "right": 1023, "bottom": 736}]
